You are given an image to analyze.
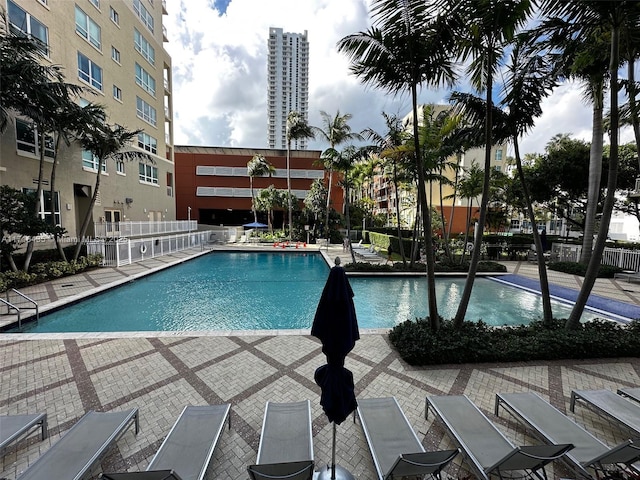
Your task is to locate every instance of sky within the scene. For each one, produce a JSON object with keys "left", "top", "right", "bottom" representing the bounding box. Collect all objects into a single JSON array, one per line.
[{"left": 164, "top": 0, "right": 634, "bottom": 157}]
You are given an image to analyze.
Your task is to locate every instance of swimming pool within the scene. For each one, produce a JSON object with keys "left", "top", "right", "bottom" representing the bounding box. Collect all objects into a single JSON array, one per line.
[{"left": 11, "top": 252, "right": 611, "bottom": 333}]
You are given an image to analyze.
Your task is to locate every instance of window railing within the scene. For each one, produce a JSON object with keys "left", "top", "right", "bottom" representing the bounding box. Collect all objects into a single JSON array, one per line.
[{"left": 93, "top": 220, "right": 197, "bottom": 238}]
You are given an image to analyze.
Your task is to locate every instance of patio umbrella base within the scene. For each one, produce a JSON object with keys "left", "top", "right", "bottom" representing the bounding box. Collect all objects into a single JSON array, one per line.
[{"left": 317, "top": 464, "right": 355, "bottom": 480}]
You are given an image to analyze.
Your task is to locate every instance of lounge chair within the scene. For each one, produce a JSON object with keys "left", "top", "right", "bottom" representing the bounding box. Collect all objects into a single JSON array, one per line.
[
  {"left": 426, "top": 395, "right": 572, "bottom": 480},
  {"left": 101, "top": 404, "right": 231, "bottom": 480},
  {"left": 618, "top": 387, "right": 640, "bottom": 405},
  {"left": 495, "top": 392, "right": 640, "bottom": 479},
  {"left": 570, "top": 390, "right": 640, "bottom": 437},
  {"left": 17, "top": 408, "right": 139, "bottom": 480},
  {"left": 0, "top": 413, "right": 47, "bottom": 455},
  {"left": 247, "top": 400, "right": 315, "bottom": 480},
  {"left": 614, "top": 271, "right": 640, "bottom": 283},
  {"left": 357, "top": 397, "right": 458, "bottom": 480}
]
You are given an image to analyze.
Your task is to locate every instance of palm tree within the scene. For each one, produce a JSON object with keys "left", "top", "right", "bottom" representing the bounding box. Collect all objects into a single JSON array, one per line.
[
  {"left": 539, "top": 0, "right": 640, "bottom": 329},
  {"left": 364, "top": 112, "right": 411, "bottom": 264},
  {"left": 451, "top": 0, "right": 535, "bottom": 328},
  {"left": 255, "top": 185, "right": 284, "bottom": 233},
  {"left": 73, "top": 113, "right": 150, "bottom": 261},
  {"left": 456, "top": 163, "right": 483, "bottom": 262},
  {"left": 311, "top": 111, "right": 363, "bottom": 242},
  {"left": 338, "top": 0, "right": 459, "bottom": 330},
  {"left": 247, "top": 154, "right": 275, "bottom": 223},
  {"left": 286, "top": 111, "right": 314, "bottom": 238},
  {"left": 11, "top": 76, "right": 84, "bottom": 270}
]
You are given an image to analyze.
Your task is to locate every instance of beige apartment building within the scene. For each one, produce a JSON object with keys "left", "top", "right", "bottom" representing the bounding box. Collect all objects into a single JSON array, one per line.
[
  {"left": 0, "top": 0, "right": 175, "bottom": 239},
  {"left": 369, "top": 104, "right": 508, "bottom": 232}
]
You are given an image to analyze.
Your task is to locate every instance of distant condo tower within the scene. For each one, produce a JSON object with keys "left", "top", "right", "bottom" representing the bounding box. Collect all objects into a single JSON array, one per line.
[{"left": 267, "top": 27, "right": 309, "bottom": 150}]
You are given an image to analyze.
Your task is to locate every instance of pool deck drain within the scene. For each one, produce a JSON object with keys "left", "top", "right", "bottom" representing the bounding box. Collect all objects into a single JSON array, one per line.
[{"left": 1, "top": 244, "right": 639, "bottom": 479}]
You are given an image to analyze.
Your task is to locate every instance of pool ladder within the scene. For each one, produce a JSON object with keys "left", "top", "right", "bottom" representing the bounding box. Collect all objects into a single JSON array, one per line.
[{"left": 1, "top": 289, "right": 39, "bottom": 329}]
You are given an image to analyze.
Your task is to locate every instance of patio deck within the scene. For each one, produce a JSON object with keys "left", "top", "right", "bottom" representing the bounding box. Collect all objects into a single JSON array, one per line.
[{"left": 1, "top": 245, "right": 639, "bottom": 479}]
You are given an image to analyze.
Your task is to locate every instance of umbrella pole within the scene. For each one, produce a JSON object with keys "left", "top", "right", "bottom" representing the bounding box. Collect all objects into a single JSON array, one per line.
[
  {"left": 317, "top": 421, "right": 355, "bottom": 480},
  {"left": 331, "top": 422, "right": 337, "bottom": 479}
]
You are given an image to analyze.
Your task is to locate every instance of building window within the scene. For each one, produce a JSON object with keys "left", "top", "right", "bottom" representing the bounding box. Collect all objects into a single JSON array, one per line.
[
  {"left": 82, "top": 149, "right": 106, "bottom": 172},
  {"left": 139, "top": 163, "right": 158, "bottom": 184},
  {"left": 116, "top": 160, "right": 125, "bottom": 174},
  {"left": 8, "top": 0, "right": 49, "bottom": 55},
  {"left": 109, "top": 7, "right": 119, "bottom": 25},
  {"left": 113, "top": 85, "right": 122, "bottom": 101},
  {"left": 23, "top": 188, "right": 61, "bottom": 225},
  {"left": 75, "top": 6, "right": 101, "bottom": 49},
  {"left": 77, "top": 52, "right": 102, "bottom": 90},
  {"left": 133, "top": 0, "right": 154, "bottom": 33},
  {"left": 134, "top": 28, "right": 155, "bottom": 65},
  {"left": 136, "top": 96, "right": 157, "bottom": 126},
  {"left": 137, "top": 132, "right": 157, "bottom": 154},
  {"left": 16, "top": 119, "right": 55, "bottom": 158},
  {"left": 166, "top": 172, "right": 173, "bottom": 197},
  {"left": 495, "top": 149, "right": 503, "bottom": 162},
  {"left": 88, "top": 0, "right": 99, "bottom": 8},
  {"left": 135, "top": 63, "right": 156, "bottom": 96},
  {"left": 111, "top": 46, "right": 120, "bottom": 63}
]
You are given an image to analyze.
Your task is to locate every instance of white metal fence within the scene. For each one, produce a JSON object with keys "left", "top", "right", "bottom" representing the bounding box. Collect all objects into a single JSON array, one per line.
[
  {"left": 552, "top": 243, "right": 640, "bottom": 271},
  {"left": 93, "top": 220, "right": 198, "bottom": 238},
  {"left": 87, "top": 230, "right": 213, "bottom": 267}
]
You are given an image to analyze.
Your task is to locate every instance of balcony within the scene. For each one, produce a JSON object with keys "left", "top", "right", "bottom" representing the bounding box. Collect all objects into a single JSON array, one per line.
[
  {"left": 162, "top": 0, "right": 167, "bottom": 14},
  {"left": 162, "top": 25, "right": 168, "bottom": 42}
]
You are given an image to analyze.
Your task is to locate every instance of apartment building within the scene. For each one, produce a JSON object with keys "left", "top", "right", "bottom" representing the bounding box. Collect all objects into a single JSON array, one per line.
[
  {"left": 367, "top": 104, "right": 507, "bottom": 233},
  {"left": 174, "top": 146, "right": 346, "bottom": 227},
  {"left": 267, "top": 27, "right": 309, "bottom": 150},
  {"left": 0, "top": 0, "right": 175, "bottom": 238}
]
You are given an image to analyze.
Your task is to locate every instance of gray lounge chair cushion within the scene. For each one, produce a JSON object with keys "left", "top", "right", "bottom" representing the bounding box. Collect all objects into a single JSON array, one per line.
[
  {"left": 618, "top": 388, "right": 640, "bottom": 404},
  {"left": 18, "top": 409, "right": 138, "bottom": 480},
  {"left": 146, "top": 404, "right": 230, "bottom": 480},
  {"left": 0, "top": 414, "right": 47, "bottom": 451},
  {"left": 358, "top": 397, "right": 457, "bottom": 480},
  {"left": 256, "top": 401, "right": 313, "bottom": 465},
  {"left": 496, "top": 392, "right": 639, "bottom": 470},
  {"left": 572, "top": 390, "right": 640, "bottom": 436},
  {"left": 427, "top": 395, "right": 571, "bottom": 479}
]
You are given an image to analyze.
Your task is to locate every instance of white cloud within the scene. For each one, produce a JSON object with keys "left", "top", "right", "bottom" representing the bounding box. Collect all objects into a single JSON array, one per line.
[{"left": 164, "top": 0, "right": 629, "bottom": 156}]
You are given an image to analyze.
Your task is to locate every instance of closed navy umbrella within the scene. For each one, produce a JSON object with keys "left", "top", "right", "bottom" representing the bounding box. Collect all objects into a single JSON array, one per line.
[{"left": 311, "top": 257, "right": 359, "bottom": 480}]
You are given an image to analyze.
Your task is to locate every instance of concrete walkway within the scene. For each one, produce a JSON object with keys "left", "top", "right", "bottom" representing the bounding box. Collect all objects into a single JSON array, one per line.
[{"left": 1, "top": 245, "right": 639, "bottom": 479}]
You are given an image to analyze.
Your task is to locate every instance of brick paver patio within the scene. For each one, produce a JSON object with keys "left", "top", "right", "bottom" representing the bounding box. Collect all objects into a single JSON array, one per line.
[{"left": 1, "top": 245, "right": 639, "bottom": 479}]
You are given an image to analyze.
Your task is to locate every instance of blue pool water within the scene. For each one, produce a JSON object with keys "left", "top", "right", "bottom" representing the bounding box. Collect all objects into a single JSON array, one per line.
[{"left": 14, "top": 252, "right": 609, "bottom": 333}]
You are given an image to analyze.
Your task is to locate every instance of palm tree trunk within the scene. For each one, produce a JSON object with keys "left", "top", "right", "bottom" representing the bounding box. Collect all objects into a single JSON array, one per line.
[
  {"left": 250, "top": 177, "right": 257, "bottom": 224},
  {"left": 514, "top": 137, "right": 553, "bottom": 324},
  {"left": 73, "top": 158, "right": 103, "bottom": 261},
  {"left": 447, "top": 153, "right": 462, "bottom": 262},
  {"left": 286, "top": 141, "right": 293, "bottom": 238},
  {"left": 23, "top": 130, "right": 47, "bottom": 271},
  {"left": 454, "top": 47, "right": 494, "bottom": 328},
  {"left": 50, "top": 132, "right": 67, "bottom": 262},
  {"left": 345, "top": 180, "right": 357, "bottom": 265},
  {"left": 580, "top": 82, "right": 604, "bottom": 264},
  {"left": 567, "top": 24, "right": 621, "bottom": 329},
  {"left": 392, "top": 162, "right": 407, "bottom": 265},
  {"left": 324, "top": 168, "right": 334, "bottom": 242},
  {"left": 411, "top": 83, "right": 439, "bottom": 330}
]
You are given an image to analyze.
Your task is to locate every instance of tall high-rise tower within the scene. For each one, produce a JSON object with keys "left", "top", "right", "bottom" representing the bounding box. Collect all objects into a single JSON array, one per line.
[{"left": 267, "top": 27, "right": 309, "bottom": 150}]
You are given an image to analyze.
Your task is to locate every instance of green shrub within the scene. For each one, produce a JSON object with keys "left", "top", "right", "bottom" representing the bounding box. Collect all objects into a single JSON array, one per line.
[
  {"left": 548, "top": 261, "right": 622, "bottom": 278},
  {"left": 0, "top": 254, "right": 103, "bottom": 292},
  {"left": 344, "top": 259, "right": 506, "bottom": 273},
  {"left": 389, "top": 318, "right": 640, "bottom": 365}
]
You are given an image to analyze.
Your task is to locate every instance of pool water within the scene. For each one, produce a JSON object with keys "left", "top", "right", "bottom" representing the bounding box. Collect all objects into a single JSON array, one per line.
[{"left": 13, "top": 252, "right": 608, "bottom": 333}]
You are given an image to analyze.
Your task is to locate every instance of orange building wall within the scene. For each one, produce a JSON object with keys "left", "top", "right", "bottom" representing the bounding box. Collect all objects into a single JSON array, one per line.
[{"left": 174, "top": 146, "right": 344, "bottom": 224}]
